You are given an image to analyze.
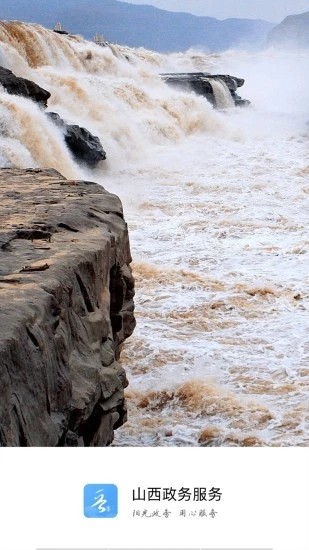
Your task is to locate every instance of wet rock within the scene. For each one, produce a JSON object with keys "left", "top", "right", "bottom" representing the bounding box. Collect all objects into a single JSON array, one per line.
[
  {"left": 47, "top": 111, "right": 106, "bottom": 167},
  {"left": 0, "top": 168, "right": 135, "bottom": 447},
  {"left": 0, "top": 66, "right": 50, "bottom": 106},
  {"left": 161, "top": 72, "right": 250, "bottom": 108}
]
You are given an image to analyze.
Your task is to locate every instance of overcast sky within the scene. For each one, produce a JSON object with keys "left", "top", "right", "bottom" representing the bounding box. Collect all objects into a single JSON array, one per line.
[{"left": 123, "top": 0, "right": 309, "bottom": 22}]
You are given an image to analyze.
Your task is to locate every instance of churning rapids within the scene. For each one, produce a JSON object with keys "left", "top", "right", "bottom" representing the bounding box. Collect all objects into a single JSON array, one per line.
[{"left": 0, "top": 22, "right": 308, "bottom": 446}]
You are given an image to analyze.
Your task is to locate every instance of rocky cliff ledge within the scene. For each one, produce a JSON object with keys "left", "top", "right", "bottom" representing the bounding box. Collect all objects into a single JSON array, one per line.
[
  {"left": 0, "top": 168, "right": 135, "bottom": 446},
  {"left": 161, "top": 72, "right": 250, "bottom": 108}
]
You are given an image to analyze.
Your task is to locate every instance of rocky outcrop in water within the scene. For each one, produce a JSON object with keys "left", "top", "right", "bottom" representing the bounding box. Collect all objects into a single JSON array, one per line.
[
  {"left": 161, "top": 72, "right": 250, "bottom": 108},
  {"left": 0, "top": 66, "right": 51, "bottom": 106},
  {"left": 0, "top": 168, "right": 135, "bottom": 446},
  {"left": 0, "top": 65, "right": 106, "bottom": 167},
  {"left": 47, "top": 112, "right": 107, "bottom": 167}
]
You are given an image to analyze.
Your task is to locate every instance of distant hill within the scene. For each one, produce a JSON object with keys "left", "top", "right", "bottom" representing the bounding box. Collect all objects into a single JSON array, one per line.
[
  {"left": 0, "top": 0, "right": 273, "bottom": 52},
  {"left": 267, "top": 11, "right": 309, "bottom": 48}
]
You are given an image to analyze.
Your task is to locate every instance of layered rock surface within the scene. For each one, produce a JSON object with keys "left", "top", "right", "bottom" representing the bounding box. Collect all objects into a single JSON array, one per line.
[
  {"left": 0, "top": 168, "right": 135, "bottom": 446},
  {"left": 161, "top": 72, "right": 250, "bottom": 108}
]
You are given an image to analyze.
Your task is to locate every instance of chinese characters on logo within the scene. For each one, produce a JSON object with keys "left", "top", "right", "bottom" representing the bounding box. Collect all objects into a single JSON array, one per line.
[{"left": 84, "top": 484, "right": 118, "bottom": 518}]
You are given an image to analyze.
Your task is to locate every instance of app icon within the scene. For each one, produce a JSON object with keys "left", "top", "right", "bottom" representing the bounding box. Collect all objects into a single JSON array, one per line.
[{"left": 84, "top": 484, "right": 118, "bottom": 518}]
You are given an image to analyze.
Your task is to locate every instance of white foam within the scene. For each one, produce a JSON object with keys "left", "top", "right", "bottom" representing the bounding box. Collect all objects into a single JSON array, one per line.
[{"left": 0, "top": 22, "right": 308, "bottom": 446}]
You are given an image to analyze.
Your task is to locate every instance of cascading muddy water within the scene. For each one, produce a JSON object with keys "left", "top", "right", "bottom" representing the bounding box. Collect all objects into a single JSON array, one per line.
[
  {"left": 209, "top": 78, "right": 235, "bottom": 109},
  {"left": 0, "top": 21, "right": 308, "bottom": 447},
  {"left": 0, "top": 21, "right": 224, "bottom": 171}
]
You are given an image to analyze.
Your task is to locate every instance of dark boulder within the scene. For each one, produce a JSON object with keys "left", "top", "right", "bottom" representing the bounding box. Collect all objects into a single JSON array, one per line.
[
  {"left": 47, "top": 112, "right": 106, "bottom": 167},
  {"left": 161, "top": 72, "right": 250, "bottom": 108},
  {"left": 0, "top": 66, "right": 50, "bottom": 106}
]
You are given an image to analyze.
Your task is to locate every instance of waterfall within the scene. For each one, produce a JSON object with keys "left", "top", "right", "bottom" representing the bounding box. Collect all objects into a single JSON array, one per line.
[
  {"left": 210, "top": 78, "right": 235, "bottom": 109},
  {"left": 1, "top": 21, "right": 307, "bottom": 447},
  {"left": 0, "top": 21, "right": 225, "bottom": 174}
]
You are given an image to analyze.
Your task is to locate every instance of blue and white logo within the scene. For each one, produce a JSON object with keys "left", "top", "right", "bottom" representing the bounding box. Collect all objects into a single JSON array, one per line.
[{"left": 84, "top": 484, "right": 118, "bottom": 518}]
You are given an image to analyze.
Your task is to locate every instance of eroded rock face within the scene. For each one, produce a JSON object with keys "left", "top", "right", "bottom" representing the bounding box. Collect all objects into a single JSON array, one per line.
[
  {"left": 161, "top": 72, "right": 250, "bottom": 108},
  {"left": 47, "top": 112, "right": 107, "bottom": 167},
  {"left": 0, "top": 66, "right": 51, "bottom": 106},
  {"left": 0, "top": 168, "right": 135, "bottom": 446}
]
